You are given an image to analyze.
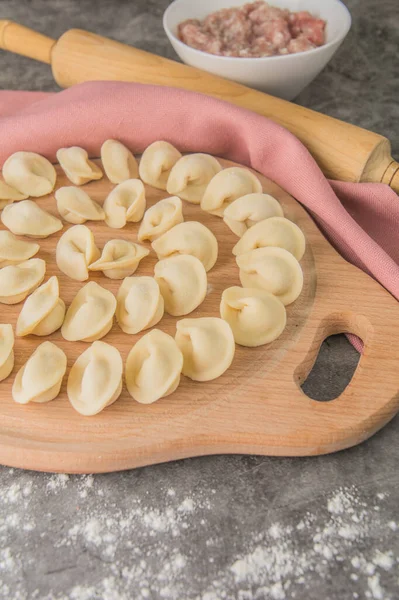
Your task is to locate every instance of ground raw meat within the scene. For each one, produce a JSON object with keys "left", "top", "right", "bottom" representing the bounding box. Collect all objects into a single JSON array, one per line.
[{"left": 177, "top": 1, "right": 326, "bottom": 57}]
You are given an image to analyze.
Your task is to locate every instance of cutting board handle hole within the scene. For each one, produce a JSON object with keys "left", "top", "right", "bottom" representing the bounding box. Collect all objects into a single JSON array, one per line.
[{"left": 300, "top": 334, "right": 361, "bottom": 402}]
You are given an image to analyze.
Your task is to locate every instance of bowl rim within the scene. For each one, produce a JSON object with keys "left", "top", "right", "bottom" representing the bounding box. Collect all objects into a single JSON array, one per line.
[{"left": 163, "top": 0, "right": 352, "bottom": 63}]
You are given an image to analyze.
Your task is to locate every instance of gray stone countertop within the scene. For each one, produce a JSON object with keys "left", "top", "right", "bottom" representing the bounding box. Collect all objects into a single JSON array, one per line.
[{"left": 0, "top": 1, "right": 398, "bottom": 599}]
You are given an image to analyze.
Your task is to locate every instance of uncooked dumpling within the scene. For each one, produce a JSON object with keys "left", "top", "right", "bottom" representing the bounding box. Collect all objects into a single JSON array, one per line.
[
  {"left": 12, "top": 341, "right": 67, "bottom": 404},
  {"left": 116, "top": 276, "right": 164, "bottom": 334},
  {"left": 16, "top": 276, "right": 65, "bottom": 337},
  {"left": 201, "top": 167, "right": 262, "bottom": 217},
  {"left": 1, "top": 200, "right": 63, "bottom": 238},
  {"left": 0, "top": 324, "right": 14, "bottom": 382},
  {"left": 154, "top": 254, "right": 207, "bottom": 316},
  {"left": 175, "top": 317, "right": 235, "bottom": 382},
  {"left": 138, "top": 196, "right": 183, "bottom": 242},
  {"left": 68, "top": 341, "right": 123, "bottom": 416},
  {"left": 0, "top": 231, "right": 39, "bottom": 267},
  {"left": 0, "top": 258, "right": 46, "bottom": 305},
  {"left": 101, "top": 139, "right": 138, "bottom": 184},
  {"left": 55, "top": 186, "right": 105, "bottom": 224},
  {"left": 61, "top": 281, "right": 116, "bottom": 342},
  {"left": 237, "top": 247, "right": 303, "bottom": 306},
  {"left": 56, "top": 147, "right": 103, "bottom": 186},
  {"left": 2, "top": 151, "right": 56, "bottom": 197},
  {"left": 125, "top": 329, "right": 183, "bottom": 404},
  {"left": 0, "top": 179, "right": 27, "bottom": 209},
  {"left": 89, "top": 239, "right": 149, "bottom": 279},
  {"left": 220, "top": 286, "right": 286, "bottom": 347},
  {"left": 56, "top": 224, "right": 100, "bottom": 281},
  {"left": 103, "top": 179, "right": 146, "bottom": 229},
  {"left": 233, "top": 217, "right": 306, "bottom": 261},
  {"left": 139, "top": 141, "right": 182, "bottom": 190},
  {"left": 151, "top": 221, "right": 218, "bottom": 272},
  {"left": 166, "top": 154, "right": 222, "bottom": 204},
  {"left": 223, "top": 193, "right": 284, "bottom": 237}
]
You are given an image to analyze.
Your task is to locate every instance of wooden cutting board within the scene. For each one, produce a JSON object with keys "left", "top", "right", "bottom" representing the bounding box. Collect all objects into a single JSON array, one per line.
[{"left": 0, "top": 158, "right": 398, "bottom": 474}]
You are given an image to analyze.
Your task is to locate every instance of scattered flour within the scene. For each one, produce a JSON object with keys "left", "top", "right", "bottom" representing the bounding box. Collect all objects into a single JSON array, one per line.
[{"left": 0, "top": 473, "right": 397, "bottom": 600}]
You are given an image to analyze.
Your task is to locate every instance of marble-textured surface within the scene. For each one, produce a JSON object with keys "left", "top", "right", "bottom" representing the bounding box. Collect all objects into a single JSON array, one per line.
[{"left": 0, "top": 1, "right": 398, "bottom": 599}]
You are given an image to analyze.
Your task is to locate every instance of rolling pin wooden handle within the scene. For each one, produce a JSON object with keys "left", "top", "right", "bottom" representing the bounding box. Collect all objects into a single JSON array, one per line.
[{"left": 0, "top": 20, "right": 55, "bottom": 64}]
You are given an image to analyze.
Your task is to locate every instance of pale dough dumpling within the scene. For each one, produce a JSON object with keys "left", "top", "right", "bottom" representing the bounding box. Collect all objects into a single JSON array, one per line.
[
  {"left": 0, "top": 258, "right": 46, "bottom": 304},
  {"left": 89, "top": 239, "right": 149, "bottom": 279},
  {"left": 103, "top": 179, "right": 146, "bottom": 229},
  {"left": 2, "top": 151, "right": 56, "bottom": 197},
  {"left": 101, "top": 139, "right": 138, "bottom": 184},
  {"left": 56, "top": 147, "right": 103, "bottom": 186},
  {"left": 0, "top": 324, "right": 14, "bottom": 382},
  {"left": 223, "top": 193, "right": 284, "bottom": 237},
  {"left": 201, "top": 167, "right": 262, "bottom": 217},
  {"left": 138, "top": 196, "right": 183, "bottom": 242},
  {"left": 154, "top": 254, "right": 207, "bottom": 316},
  {"left": 0, "top": 179, "right": 27, "bottom": 209},
  {"left": 116, "top": 276, "right": 164, "bottom": 334},
  {"left": 233, "top": 217, "right": 306, "bottom": 261},
  {"left": 220, "top": 286, "right": 286, "bottom": 347},
  {"left": 61, "top": 281, "right": 116, "bottom": 342},
  {"left": 16, "top": 276, "right": 66, "bottom": 337},
  {"left": 166, "top": 154, "right": 222, "bottom": 204},
  {"left": 139, "top": 141, "right": 182, "bottom": 190},
  {"left": 237, "top": 247, "right": 303, "bottom": 306},
  {"left": 151, "top": 221, "right": 218, "bottom": 272},
  {"left": 125, "top": 329, "right": 183, "bottom": 404},
  {"left": 175, "top": 317, "right": 235, "bottom": 382},
  {"left": 0, "top": 231, "right": 39, "bottom": 267},
  {"left": 68, "top": 341, "right": 123, "bottom": 416},
  {"left": 12, "top": 341, "right": 67, "bottom": 404},
  {"left": 1, "top": 200, "right": 63, "bottom": 238},
  {"left": 56, "top": 224, "right": 100, "bottom": 281},
  {"left": 55, "top": 186, "right": 105, "bottom": 224}
]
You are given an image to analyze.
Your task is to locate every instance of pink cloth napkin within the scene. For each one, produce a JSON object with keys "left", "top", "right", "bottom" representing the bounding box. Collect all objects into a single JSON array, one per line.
[{"left": 0, "top": 82, "right": 398, "bottom": 352}]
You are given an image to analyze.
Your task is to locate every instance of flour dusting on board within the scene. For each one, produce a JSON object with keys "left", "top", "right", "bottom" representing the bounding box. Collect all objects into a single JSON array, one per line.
[{"left": 0, "top": 471, "right": 397, "bottom": 600}]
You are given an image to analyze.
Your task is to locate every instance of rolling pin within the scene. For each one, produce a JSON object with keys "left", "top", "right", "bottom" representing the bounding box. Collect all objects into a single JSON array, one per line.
[{"left": 0, "top": 20, "right": 398, "bottom": 192}]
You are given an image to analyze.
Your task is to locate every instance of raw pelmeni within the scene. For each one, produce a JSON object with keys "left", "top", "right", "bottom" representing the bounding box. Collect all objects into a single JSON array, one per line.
[
  {"left": 0, "top": 258, "right": 46, "bottom": 305},
  {"left": 166, "top": 153, "right": 222, "bottom": 204},
  {"left": 154, "top": 254, "right": 207, "bottom": 316},
  {"left": 116, "top": 276, "right": 164, "bottom": 334},
  {"left": 101, "top": 139, "right": 138, "bottom": 183},
  {"left": 237, "top": 247, "right": 303, "bottom": 306},
  {"left": 220, "top": 286, "right": 287, "bottom": 346},
  {"left": 138, "top": 196, "right": 183, "bottom": 242},
  {"left": 2, "top": 151, "right": 56, "bottom": 197},
  {"left": 0, "top": 324, "right": 14, "bottom": 382},
  {"left": 68, "top": 341, "right": 123, "bottom": 416},
  {"left": 0, "top": 231, "right": 39, "bottom": 267},
  {"left": 125, "top": 329, "right": 183, "bottom": 404},
  {"left": 233, "top": 217, "right": 306, "bottom": 260},
  {"left": 175, "top": 317, "right": 235, "bottom": 381},
  {"left": 103, "top": 179, "right": 146, "bottom": 229},
  {"left": 56, "top": 147, "right": 103, "bottom": 185},
  {"left": 61, "top": 281, "right": 116, "bottom": 342},
  {"left": 139, "top": 141, "right": 182, "bottom": 190},
  {"left": 89, "top": 239, "right": 149, "bottom": 279},
  {"left": 56, "top": 224, "right": 100, "bottom": 281},
  {"left": 223, "top": 193, "right": 284, "bottom": 237},
  {"left": 1, "top": 200, "right": 63, "bottom": 238},
  {"left": 12, "top": 341, "right": 67, "bottom": 404},
  {"left": 55, "top": 186, "right": 105, "bottom": 224},
  {"left": 201, "top": 167, "right": 262, "bottom": 217},
  {"left": 0, "top": 179, "right": 27, "bottom": 209},
  {"left": 16, "top": 276, "right": 66, "bottom": 337},
  {"left": 151, "top": 221, "right": 218, "bottom": 272}
]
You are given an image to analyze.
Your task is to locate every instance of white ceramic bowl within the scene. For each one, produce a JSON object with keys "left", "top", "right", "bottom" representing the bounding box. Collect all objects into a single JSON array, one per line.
[{"left": 163, "top": 0, "right": 351, "bottom": 100}]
